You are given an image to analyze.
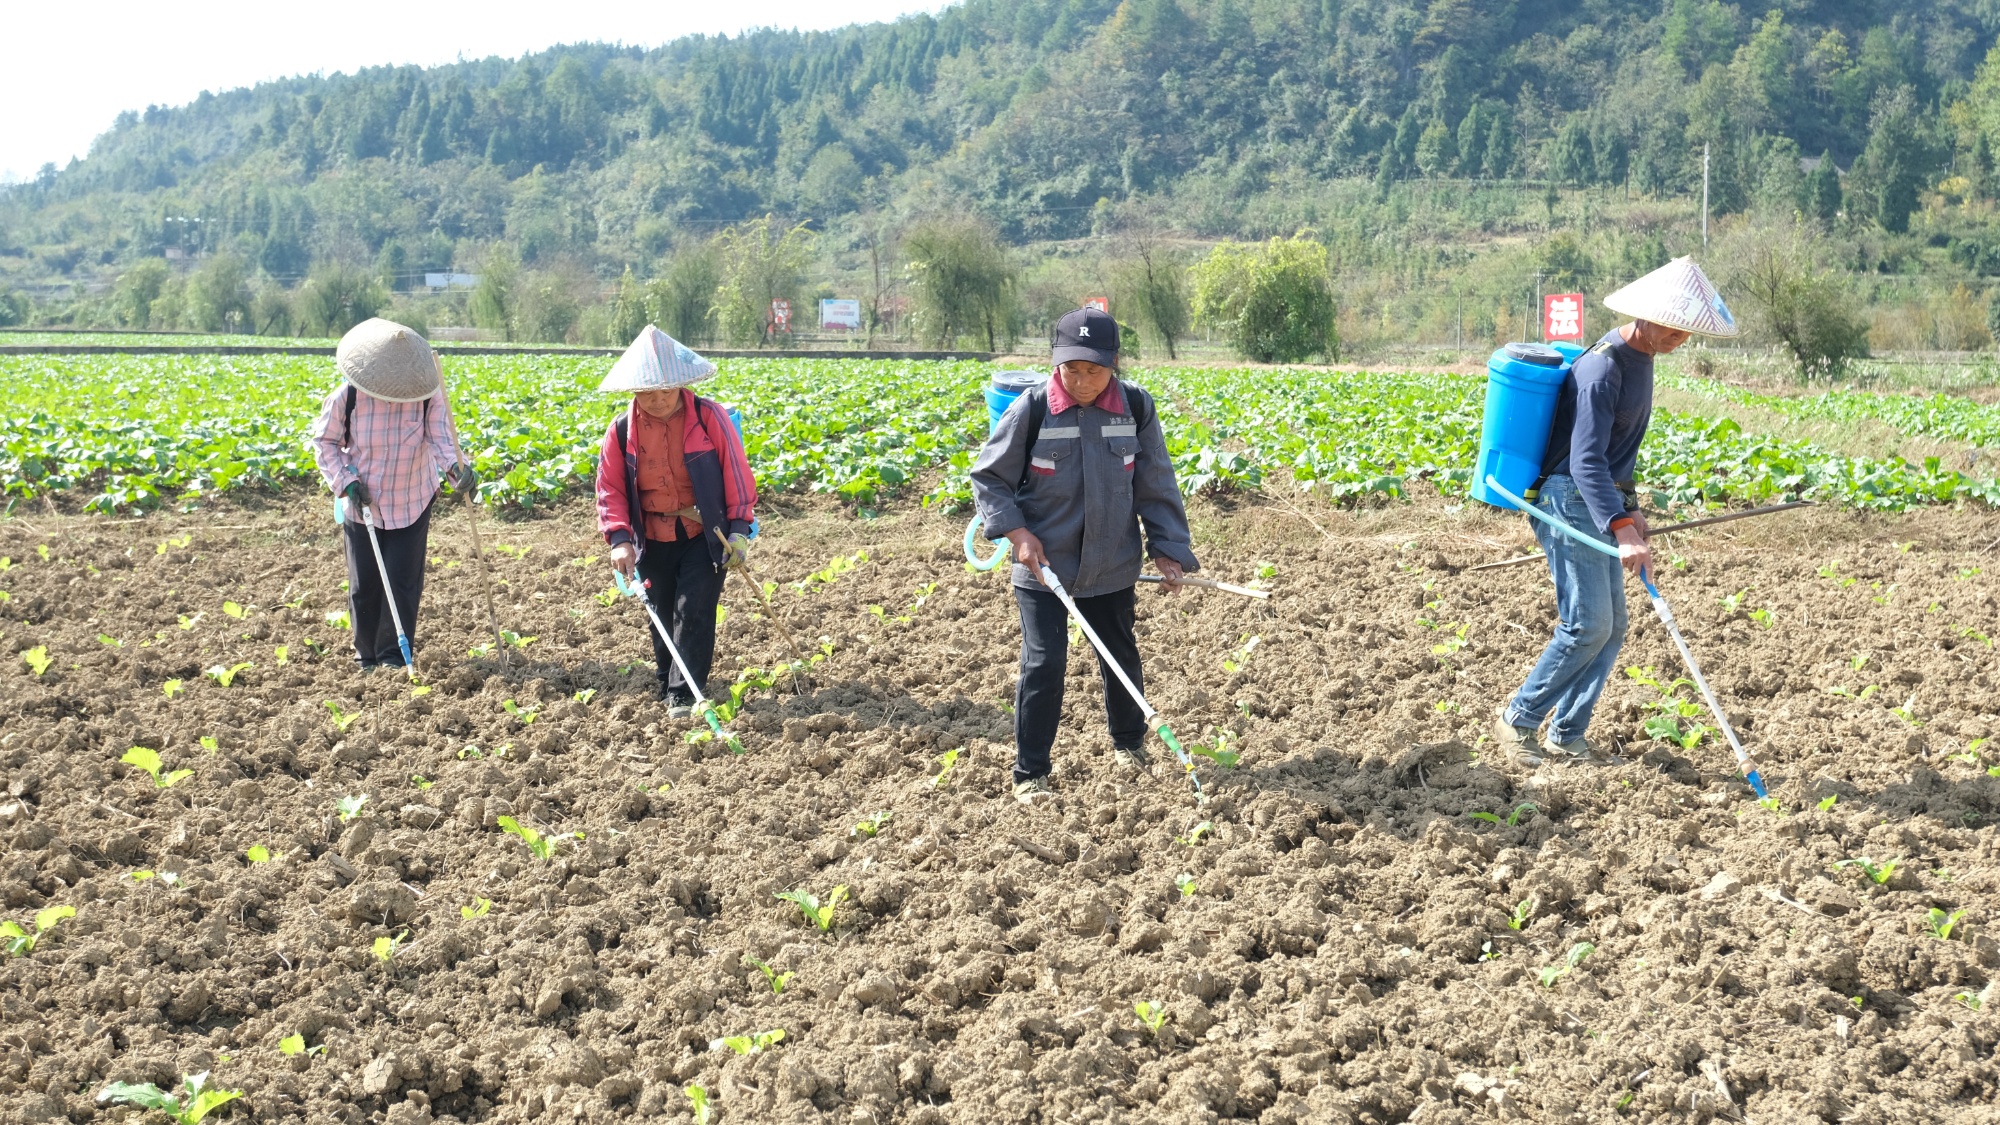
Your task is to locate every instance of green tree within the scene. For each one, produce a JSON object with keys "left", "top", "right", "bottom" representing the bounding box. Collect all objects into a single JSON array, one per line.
[
  {"left": 114, "top": 260, "right": 171, "bottom": 328},
  {"left": 512, "top": 269, "right": 584, "bottom": 342},
  {"left": 903, "top": 217, "right": 1016, "bottom": 352},
  {"left": 295, "top": 262, "right": 389, "bottom": 337},
  {"left": 712, "top": 215, "right": 815, "bottom": 347},
  {"left": 1414, "top": 118, "right": 1457, "bottom": 177},
  {"left": 1549, "top": 119, "right": 1594, "bottom": 186},
  {"left": 1112, "top": 232, "right": 1191, "bottom": 359},
  {"left": 1728, "top": 218, "right": 1870, "bottom": 379},
  {"left": 251, "top": 282, "right": 294, "bottom": 337},
  {"left": 1483, "top": 113, "right": 1515, "bottom": 178},
  {"left": 649, "top": 242, "right": 720, "bottom": 346},
  {"left": 606, "top": 266, "right": 647, "bottom": 345},
  {"left": 1803, "top": 152, "right": 1842, "bottom": 226},
  {"left": 186, "top": 255, "right": 251, "bottom": 333},
  {"left": 1190, "top": 234, "right": 1337, "bottom": 363},
  {"left": 470, "top": 246, "right": 520, "bottom": 340},
  {"left": 0, "top": 290, "right": 26, "bottom": 327},
  {"left": 1850, "top": 85, "right": 1939, "bottom": 235}
]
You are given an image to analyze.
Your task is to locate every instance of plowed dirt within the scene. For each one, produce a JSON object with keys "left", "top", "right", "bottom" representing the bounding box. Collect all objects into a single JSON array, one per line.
[{"left": 3, "top": 493, "right": 1998, "bottom": 1124}]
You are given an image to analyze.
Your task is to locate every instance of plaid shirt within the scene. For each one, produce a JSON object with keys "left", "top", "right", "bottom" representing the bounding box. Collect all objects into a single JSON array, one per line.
[{"left": 310, "top": 383, "right": 461, "bottom": 530}]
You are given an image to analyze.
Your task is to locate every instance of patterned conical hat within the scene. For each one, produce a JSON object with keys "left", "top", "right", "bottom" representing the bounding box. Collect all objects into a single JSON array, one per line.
[
  {"left": 336, "top": 318, "right": 440, "bottom": 402},
  {"left": 1602, "top": 257, "right": 1738, "bottom": 338},
  {"left": 597, "top": 325, "right": 716, "bottom": 392}
]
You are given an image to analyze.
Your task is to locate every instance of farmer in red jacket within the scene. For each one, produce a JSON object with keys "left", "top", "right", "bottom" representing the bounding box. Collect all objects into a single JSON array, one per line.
[{"left": 593, "top": 327, "right": 756, "bottom": 716}]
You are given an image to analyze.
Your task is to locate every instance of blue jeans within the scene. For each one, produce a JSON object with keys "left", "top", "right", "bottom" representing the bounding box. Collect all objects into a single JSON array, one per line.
[{"left": 1504, "top": 475, "right": 1629, "bottom": 742}]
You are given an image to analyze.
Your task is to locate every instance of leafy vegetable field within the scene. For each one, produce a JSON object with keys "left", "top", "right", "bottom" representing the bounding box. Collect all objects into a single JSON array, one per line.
[{"left": 2, "top": 355, "right": 1996, "bottom": 516}]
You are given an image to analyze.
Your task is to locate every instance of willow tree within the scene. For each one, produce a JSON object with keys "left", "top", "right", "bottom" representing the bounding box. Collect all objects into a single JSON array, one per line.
[
  {"left": 903, "top": 218, "right": 1015, "bottom": 352},
  {"left": 712, "top": 215, "right": 814, "bottom": 347}
]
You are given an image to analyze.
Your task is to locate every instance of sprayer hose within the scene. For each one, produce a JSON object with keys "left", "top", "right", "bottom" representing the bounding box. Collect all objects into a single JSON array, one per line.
[{"left": 963, "top": 515, "right": 1011, "bottom": 571}]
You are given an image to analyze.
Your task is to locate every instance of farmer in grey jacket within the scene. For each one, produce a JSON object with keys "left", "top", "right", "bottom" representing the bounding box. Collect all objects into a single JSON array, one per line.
[{"left": 971, "top": 306, "right": 1199, "bottom": 804}]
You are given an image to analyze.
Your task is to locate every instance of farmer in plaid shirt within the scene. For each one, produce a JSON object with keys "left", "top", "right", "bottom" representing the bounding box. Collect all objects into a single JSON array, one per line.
[{"left": 310, "top": 318, "right": 477, "bottom": 671}]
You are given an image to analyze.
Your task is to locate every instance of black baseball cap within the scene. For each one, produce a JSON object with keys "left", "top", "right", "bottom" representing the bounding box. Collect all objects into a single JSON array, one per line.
[{"left": 1051, "top": 307, "right": 1120, "bottom": 368}]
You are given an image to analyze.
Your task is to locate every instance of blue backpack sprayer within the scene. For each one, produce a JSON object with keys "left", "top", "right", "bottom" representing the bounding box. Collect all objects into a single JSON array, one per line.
[
  {"left": 963, "top": 370, "right": 1207, "bottom": 799},
  {"left": 1470, "top": 343, "right": 1769, "bottom": 799}
]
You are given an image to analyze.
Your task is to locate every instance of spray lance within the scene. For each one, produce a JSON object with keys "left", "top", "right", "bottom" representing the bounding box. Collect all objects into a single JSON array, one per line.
[
  {"left": 614, "top": 570, "right": 741, "bottom": 753},
  {"left": 1483, "top": 475, "right": 1769, "bottom": 800}
]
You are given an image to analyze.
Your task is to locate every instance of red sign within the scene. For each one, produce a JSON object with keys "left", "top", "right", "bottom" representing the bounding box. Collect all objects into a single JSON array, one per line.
[
  {"left": 768, "top": 299, "right": 792, "bottom": 333},
  {"left": 1083, "top": 296, "right": 1109, "bottom": 314},
  {"left": 1543, "top": 293, "right": 1585, "bottom": 341}
]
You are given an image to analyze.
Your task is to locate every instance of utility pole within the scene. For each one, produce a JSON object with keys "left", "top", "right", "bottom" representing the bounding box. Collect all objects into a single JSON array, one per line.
[{"left": 1702, "top": 143, "right": 1711, "bottom": 252}]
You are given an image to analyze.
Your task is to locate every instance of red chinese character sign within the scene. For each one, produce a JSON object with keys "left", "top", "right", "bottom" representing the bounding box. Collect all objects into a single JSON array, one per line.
[
  {"left": 1543, "top": 293, "right": 1585, "bottom": 342},
  {"left": 768, "top": 299, "right": 792, "bottom": 335},
  {"left": 1083, "top": 296, "right": 1109, "bottom": 314}
]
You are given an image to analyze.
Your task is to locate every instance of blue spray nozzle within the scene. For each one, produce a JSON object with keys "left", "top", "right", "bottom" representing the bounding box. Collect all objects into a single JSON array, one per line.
[
  {"left": 1745, "top": 770, "right": 1770, "bottom": 800},
  {"left": 613, "top": 570, "right": 643, "bottom": 598}
]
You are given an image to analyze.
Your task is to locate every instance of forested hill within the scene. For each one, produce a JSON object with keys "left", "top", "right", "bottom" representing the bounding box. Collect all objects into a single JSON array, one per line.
[{"left": 6, "top": 0, "right": 2000, "bottom": 285}]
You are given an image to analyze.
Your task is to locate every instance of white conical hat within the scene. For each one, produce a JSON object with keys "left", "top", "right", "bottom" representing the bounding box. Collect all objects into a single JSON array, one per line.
[
  {"left": 597, "top": 325, "right": 716, "bottom": 392},
  {"left": 336, "top": 318, "right": 440, "bottom": 402},
  {"left": 1602, "top": 257, "right": 1738, "bottom": 337}
]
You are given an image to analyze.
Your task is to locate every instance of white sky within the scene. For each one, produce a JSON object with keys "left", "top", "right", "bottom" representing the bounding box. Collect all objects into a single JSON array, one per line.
[{"left": 0, "top": 0, "right": 950, "bottom": 182}]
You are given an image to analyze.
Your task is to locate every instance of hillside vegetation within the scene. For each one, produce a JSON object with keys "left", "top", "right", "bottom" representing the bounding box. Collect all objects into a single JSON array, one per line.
[{"left": 7, "top": 1, "right": 2000, "bottom": 360}]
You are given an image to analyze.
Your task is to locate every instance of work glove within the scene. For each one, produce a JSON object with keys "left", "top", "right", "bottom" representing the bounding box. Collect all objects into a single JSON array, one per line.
[
  {"left": 723, "top": 533, "right": 751, "bottom": 571},
  {"left": 343, "top": 479, "right": 371, "bottom": 508},
  {"left": 447, "top": 462, "right": 479, "bottom": 499}
]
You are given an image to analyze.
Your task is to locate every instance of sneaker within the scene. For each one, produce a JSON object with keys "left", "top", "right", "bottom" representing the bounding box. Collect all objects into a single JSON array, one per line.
[
  {"left": 1114, "top": 745, "right": 1151, "bottom": 771},
  {"left": 1494, "top": 708, "right": 1544, "bottom": 768},
  {"left": 1543, "top": 733, "right": 1622, "bottom": 766},
  {"left": 1013, "top": 777, "right": 1055, "bottom": 805}
]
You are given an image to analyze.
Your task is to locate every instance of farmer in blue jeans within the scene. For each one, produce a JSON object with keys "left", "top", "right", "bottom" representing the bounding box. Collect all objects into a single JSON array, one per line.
[{"left": 1497, "top": 258, "right": 1738, "bottom": 768}]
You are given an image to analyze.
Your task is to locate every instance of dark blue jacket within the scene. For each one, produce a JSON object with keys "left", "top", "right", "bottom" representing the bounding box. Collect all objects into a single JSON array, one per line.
[{"left": 1541, "top": 329, "right": 1653, "bottom": 532}]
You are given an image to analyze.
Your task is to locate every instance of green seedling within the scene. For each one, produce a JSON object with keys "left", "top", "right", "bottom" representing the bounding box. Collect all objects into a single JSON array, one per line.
[
  {"left": 775, "top": 885, "right": 848, "bottom": 932},
  {"left": 496, "top": 815, "right": 578, "bottom": 860},
  {"left": 1175, "top": 872, "right": 1198, "bottom": 899},
  {"left": 1958, "top": 625, "right": 1993, "bottom": 648},
  {"left": 593, "top": 587, "right": 619, "bottom": 607},
  {"left": 1926, "top": 908, "right": 1967, "bottom": 941},
  {"left": 97, "top": 1072, "right": 243, "bottom": 1125},
  {"left": 1644, "top": 715, "right": 1708, "bottom": 751},
  {"left": 458, "top": 744, "right": 485, "bottom": 760},
  {"left": 744, "top": 954, "right": 795, "bottom": 994},
  {"left": 162, "top": 679, "right": 184, "bottom": 698},
  {"left": 1889, "top": 695, "right": 1923, "bottom": 727},
  {"left": 1538, "top": 941, "right": 1595, "bottom": 988},
  {"left": 1255, "top": 560, "right": 1277, "bottom": 580},
  {"left": 1748, "top": 608, "right": 1774, "bottom": 628},
  {"left": 468, "top": 643, "right": 493, "bottom": 658},
  {"left": 372, "top": 929, "right": 408, "bottom": 962},
  {"left": 205, "top": 662, "right": 252, "bottom": 687},
  {"left": 1469, "top": 802, "right": 1537, "bottom": 827},
  {"left": 1869, "top": 582, "right": 1898, "bottom": 606},
  {"left": 336, "top": 795, "right": 368, "bottom": 822},
  {"left": 573, "top": 688, "right": 597, "bottom": 704},
  {"left": 1433, "top": 699, "right": 1460, "bottom": 714},
  {"left": 35, "top": 545, "right": 48, "bottom": 560},
  {"left": 122, "top": 746, "right": 193, "bottom": 789},
  {"left": 1190, "top": 729, "right": 1240, "bottom": 767},
  {"left": 98, "top": 633, "right": 124, "bottom": 647},
  {"left": 851, "top": 810, "right": 892, "bottom": 838},
  {"left": 199, "top": 735, "right": 219, "bottom": 754},
  {"left": 325, "top": 609, "right": 349, "bottom": 629},
  {"left": 493, "top": 543, "right": 529, "bottom": 558},
  {"left": 1, "top": 905, "right": 75, "bottom": 956},
  {"left": 1834, "top": 856, "right": 1897, "bottom": 885},
  {"left": 245, "top": 846, "right": 273, "bottom": 864},
  {"left": 1817, "top": 794, "right": 1839, "bottom": 812},
  {"left": 932, "top": 747, "right": 962, "bottom": 788},
  {"left": 1957, "top": 566, "right": 1984, "bottom": 581},
  {"left": 1431, "top": 623, "right": 1469, "bottom": 658},
  {"left": 154, "top": 536, "right": 190, "bottom": 555},
  {"left": 412, "top": 774, "right": 432, "bottom": 789},
  {"left": 1508, "top": 897, "right": 1537, "bottom": 931},
  {"left": 1850, "top": 652, "right": 1872, "bottom": 671},
  {"left": 685, "top": 1083, "right": 713, "bottom": 1125},
  {"left": 1134, "top": 999, "right": 1170, "bottom": 1036},
  {"left": 277, "top": 1033, "right": 326, "bottom": 1058},
  {"left": 408, "top": 684, "right": 430, "bottom": 697},
  {"left": 222, "top": 601, "right": 247, "bottom": 619},
  {"left": 1174, "top": 821, "right": 1214, "bottom": 847},
  {"left": 502, "top": 630, "right": 536, "bottom": 650},
  {"left": 713, "top": 1028, "right": 785, "bottom": 1055},
  {"left": 461, "top": 897, "right": 493, "bottom": 920},
  {"left": 502, "top": 699, "right": 539, "bottom": 725},
  {"left": 1719, "top": 588, "right": 1748, "bottom": 613},
  {"left": 1757, "top": 797, "right": 1784, "bottom": 814},
  {"left": 324, "top": 701, "right": 361, "bottom": 731},
  {"left": 1479, "top": 941, "right": 1501, "bottom": 962},
  {"left": 178, "top": 613, "right": 203, "bottom": 630},
  {"left": 1221, "top": 633, "right": 1260, "bottom": 674},
  {"left": 22, "top": 646, "right": 51, "bottom": 676},
  {"left": 1957, "top": 991, "right": 1983, "bottom": 1011}
]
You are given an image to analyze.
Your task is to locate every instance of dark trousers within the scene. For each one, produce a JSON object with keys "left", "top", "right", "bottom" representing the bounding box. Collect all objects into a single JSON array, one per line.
[
  {"left": 342, "top": 500, "right": 432, "bottom": 667},
  {"left": 1013, "top": 584, "right": 1145, "bottom": 783},
  {"left": 637, "top": 537, "right": 724, "bottom": 702}
]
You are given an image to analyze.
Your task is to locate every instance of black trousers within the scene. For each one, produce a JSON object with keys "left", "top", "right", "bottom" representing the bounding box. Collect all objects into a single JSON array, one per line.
[
  {"left": 1013, "top": 584, "right": 1145, "bottom": 783},
  {"left": 341, "top": 500, "right": 432, "bottom": 667},
  {"left": 637, "top": 537, "right": 725, "bottom": 702}
]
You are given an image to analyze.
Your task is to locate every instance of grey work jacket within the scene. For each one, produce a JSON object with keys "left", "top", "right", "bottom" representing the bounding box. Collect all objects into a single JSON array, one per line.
[{"left": 971, "top": 380, "right": 1199, "bottom": 598}]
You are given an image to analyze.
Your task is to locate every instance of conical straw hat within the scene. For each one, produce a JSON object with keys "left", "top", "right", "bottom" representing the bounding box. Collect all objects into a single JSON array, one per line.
[
  {"left": 336, "top": 318, "right": 440, "bottom": 402},
  {"left": 598, "top": 325, "right": 716, "bottom": 392},
  {"left": 1602, "top": 257, "right": 1738, "bottom": 338}
]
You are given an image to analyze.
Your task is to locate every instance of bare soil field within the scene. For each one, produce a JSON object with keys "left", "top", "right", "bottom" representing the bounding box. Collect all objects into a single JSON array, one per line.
[{"left": 3, "top": 493, "right": 1999, "bottom": 1124}]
